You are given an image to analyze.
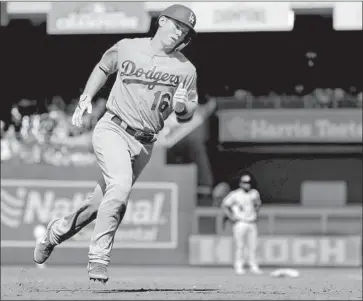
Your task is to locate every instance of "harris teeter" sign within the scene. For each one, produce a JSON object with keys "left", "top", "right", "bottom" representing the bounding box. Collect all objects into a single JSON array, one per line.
[{"left": 218, "top": 109, "right": 362, "bottom": 143}]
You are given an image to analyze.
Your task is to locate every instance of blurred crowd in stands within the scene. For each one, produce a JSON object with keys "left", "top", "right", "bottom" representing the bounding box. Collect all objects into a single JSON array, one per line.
[
  {"left": 1, "top": 86, "right": 362, "bottom": 165},
  {"left": 0, "top": 95, "right": 106, "bottom": 165},
  {"left": 229, "top": 86, "right": 362, "bottom": 109}
]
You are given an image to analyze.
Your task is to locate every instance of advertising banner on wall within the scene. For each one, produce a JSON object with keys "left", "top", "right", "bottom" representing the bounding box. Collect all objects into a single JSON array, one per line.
[
  {"left": 47, "top": 2, "right": 151, "bottom": 34},
  {"left": 191, "top": 2, "right": 294, "bottom": 32},
  {"left": 189, "top": 235, "right": 362, "bottom": 267},
  {"left": 218, "top": 109, "right": 362, "bottom": 143},
  {"left": 1, "top": 2, "right": 8, "bottom": 26},
  {"left": 1, "top": 179, "right": 178, "bottom": 249},
  {"left": 333, "top": 2, "right": 362, "bottom": 31},
  {"left": 1, "top": 155, "right": 196, "bottom": 265}
]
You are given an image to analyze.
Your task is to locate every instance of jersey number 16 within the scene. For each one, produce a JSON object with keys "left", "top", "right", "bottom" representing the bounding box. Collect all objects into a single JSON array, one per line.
[{"left": 151, "top": 91, "right": 171, "bottom": 113}]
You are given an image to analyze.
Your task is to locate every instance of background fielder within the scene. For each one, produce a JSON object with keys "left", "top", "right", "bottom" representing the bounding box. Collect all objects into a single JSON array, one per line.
[
  {"left": 34, "top": 4, "right": 198, "bottom": 283},
  {"left": 221, "top": 174, "right": 263, "bottom": 275}
]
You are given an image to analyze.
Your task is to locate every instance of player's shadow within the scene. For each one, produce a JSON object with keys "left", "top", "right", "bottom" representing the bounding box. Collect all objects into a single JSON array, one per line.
[
  {"left": 92, "top": 288, "right": 219, "bottom": 293},
  {"left": 40, "top": 288, "right": 219, "bottom": 294}
]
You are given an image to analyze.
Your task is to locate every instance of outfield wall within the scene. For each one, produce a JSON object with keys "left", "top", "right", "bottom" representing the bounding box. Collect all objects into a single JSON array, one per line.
[
  {"left": 1, "top": 147, "right": 197, "bottom": 266},
  {"left": 1, "top": 147, "right": 361, "bottom": 267}
]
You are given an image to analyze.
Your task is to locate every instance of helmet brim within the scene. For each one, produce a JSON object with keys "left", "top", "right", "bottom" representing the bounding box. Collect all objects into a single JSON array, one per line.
[{"left": 160, "top": 15, "right": 196, "bottom": 37}]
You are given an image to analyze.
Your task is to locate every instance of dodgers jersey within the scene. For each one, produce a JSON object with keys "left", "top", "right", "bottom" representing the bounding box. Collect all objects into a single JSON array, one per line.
[
  {"left": 98, "top": 37, "right": 198, "bottom": 134},
  {"left": 222, "top": 188, "right": 261, "bottom": 222}
]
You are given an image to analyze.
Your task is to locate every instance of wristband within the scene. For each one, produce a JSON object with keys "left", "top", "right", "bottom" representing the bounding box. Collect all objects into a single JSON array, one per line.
[
  {"left": 80, "top": 94, "right": 91, "bottom": 101},
  {"left": 77, "top": 94, "right": 92, "bottom": 109},
  {"left": 176, "top": 114, "right": 193, "bottom": 123}
]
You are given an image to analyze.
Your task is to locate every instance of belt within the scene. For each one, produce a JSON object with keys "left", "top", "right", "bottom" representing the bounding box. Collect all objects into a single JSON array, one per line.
[
  {"left": 110, "top": 114, "right": 137, "bottom": 136},
  {"left": 235, "top": 219, "right": 256, "bottom": 224},
  {"left": 109, "top": 112, "right": 157, "bottom": 144}
]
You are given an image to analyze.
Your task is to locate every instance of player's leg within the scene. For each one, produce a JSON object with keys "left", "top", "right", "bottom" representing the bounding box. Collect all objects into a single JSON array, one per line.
[
  {"left": 131, "top": 143, "right": 153, "bottom": 183},
  {"left": 110, "top": 143, "right": 154, "bottom": 235},
  {"left": 247, "top": 223, "right": 263, "bottom": 274},
  {"left": 50, "top": 178, "right": 106, "bottom": 244},
  {"left": 87, "top": 125, "right": 133, "bottom": 282},
  {"left": 33, "top": 177, "right": 106, "bottom": 264},
  {"left": 33, "top": 139, "right": 153, "bottom": 263},
  {"left": 233, "top": 221, "right": 248, "bottom": 274},
  {"left": 88, "top": 137, "right": 153, "bottom": 278}
]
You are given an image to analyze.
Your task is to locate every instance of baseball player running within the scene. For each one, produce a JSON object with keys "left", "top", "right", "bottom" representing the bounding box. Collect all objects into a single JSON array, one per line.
[
  {"left": 34, "top": 4, "right": 198, "bottom": 283},
  {"left": 221, "top": 174, "right": 263, "bottom": 275}
]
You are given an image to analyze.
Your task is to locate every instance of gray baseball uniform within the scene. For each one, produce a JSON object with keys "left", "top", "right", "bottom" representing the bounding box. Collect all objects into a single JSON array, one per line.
[
  {"left": 49, "top": 37, "right": 198, "bottom": 265},
  {"left": 222, "top": 188, "right": 261, "bottom": 270}
]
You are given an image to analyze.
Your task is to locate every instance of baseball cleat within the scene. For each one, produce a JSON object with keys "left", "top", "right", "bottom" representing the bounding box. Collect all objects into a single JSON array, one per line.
[
  {"left": 88, "top": 262, "right": 109, "bottom": 284},
  {"left": 33, "top": 219, "right": 59, "bottom": 264},
  {"left": 250, "top": 266, "right": 263, "bottom": 275},
  {"left": 234, "top": 266, "right": 246, "bottom": 275}
]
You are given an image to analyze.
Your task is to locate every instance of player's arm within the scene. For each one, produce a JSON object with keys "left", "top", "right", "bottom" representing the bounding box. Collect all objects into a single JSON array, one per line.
[
  {"left": 83, "top": 43, "right": 119, "bottom": 99},
  {"left": 174, "top": 71, "right": 198, "bottom": 123},
  {"left": 221, "top": 192, "right": 236, "bottom": 221},
  {"left": 72, "top": 43, "right": 119, "bottom": 127},
  {"left": 253, "top": 190, "right": 262, "bottom": 213}
]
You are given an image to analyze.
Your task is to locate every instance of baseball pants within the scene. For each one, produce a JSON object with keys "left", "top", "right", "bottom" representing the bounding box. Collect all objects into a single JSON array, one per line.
[
  {"left": 233, "top": 220, "right": 259, "bottom": 269},
  {"left": 49, "top": 111, "right": 153, "bottom": 265}
]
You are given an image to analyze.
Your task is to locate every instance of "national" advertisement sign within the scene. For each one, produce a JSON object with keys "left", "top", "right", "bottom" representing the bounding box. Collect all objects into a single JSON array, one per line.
[
  {"left": 218, "top": 109, "right": 362, "bottom": 143},
  {"left": 47, "top": 2, "right": 151, "bottom": 34},
  {"left": 1, "top": 180, "right": 178, "bottom": 249}
]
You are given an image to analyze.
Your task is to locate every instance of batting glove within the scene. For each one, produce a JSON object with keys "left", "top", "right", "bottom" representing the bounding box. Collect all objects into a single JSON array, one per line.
[
  {"left": 173, "top": 83, "right": 188, "bottom": 115},
  {"left": 72, "top": 94, "right": 92, "bottom": 128}
]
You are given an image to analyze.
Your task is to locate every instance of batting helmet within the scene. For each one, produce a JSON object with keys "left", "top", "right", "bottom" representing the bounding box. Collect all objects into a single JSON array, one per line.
[{"left": 159, "top": 4, "right": 197, "bottom": 36}]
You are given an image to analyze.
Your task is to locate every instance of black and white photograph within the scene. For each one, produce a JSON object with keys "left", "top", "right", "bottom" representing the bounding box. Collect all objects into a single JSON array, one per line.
[{"left": 1, "top": 1, "right": 362, "bottom": 300}]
